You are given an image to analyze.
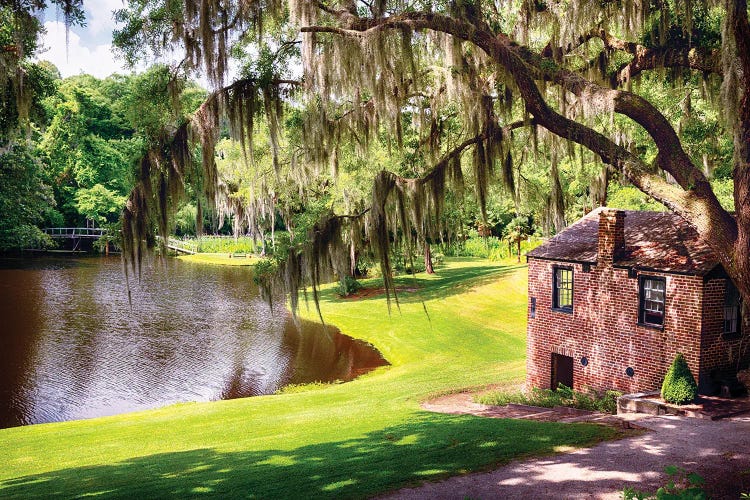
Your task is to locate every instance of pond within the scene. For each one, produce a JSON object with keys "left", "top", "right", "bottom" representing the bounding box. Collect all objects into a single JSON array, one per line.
[{"left": 0, "top": 256, "right": 387, "bottom": 428}]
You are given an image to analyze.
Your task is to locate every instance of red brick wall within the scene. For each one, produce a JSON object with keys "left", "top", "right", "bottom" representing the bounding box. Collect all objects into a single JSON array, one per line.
[
  {"left": 526, "top": 258, "right": 705, "bottom": 394},
  {"left": 700, "top": 279, "right": 749, "bottom": 386},
  {"left": 598, "top": 210, "right": 625, "bottom": 262}
]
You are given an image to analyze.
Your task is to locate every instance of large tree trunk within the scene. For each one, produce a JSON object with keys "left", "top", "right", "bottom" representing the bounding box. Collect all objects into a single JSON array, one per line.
[
  {"left": 423, "top": 241, "right": 434, "bottom": 274},
  {"left": 350, "top": 239, "right": 357, "bottom": 277},
  {"left": 259, "top": 229, "right": 267, "bottom": 256},
  {"left": 729, "top": 0, "right": 750, "bottom": 309},
  {"left": 738, "top": 302, "right": 750, "bottom": 370},
  {"left": 591, "top": 165, "right": 610, "bottom": 208},
  {"left": 549, "top": 150, "right": 566, "bottom": 234},
  {"left": 516, "top": 238, "right": 521, "bottom": 263},
  {"left": 270, "top": 209, "right": 276, "bottom": 249}
]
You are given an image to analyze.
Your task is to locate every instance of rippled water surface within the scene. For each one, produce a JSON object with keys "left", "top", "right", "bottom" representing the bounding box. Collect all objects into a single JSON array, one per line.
[{"left": 0, "top": 256, "right": 386, "bottom": 428}]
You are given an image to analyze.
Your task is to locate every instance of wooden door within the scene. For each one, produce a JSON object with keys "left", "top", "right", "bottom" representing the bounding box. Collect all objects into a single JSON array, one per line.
[{"left": 551, "top": 353, "right": 574, "bottom": 390}]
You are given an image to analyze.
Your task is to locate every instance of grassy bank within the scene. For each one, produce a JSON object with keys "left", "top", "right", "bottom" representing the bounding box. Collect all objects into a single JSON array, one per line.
[
  {"left": 177, "top": 253, "right": 260, "bottom": 266},
  {"left": 0, "top": 259, "right": 615, "bottom": 499}
]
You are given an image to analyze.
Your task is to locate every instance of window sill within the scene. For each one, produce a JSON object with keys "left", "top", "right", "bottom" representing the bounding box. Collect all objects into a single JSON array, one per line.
[
  {"left": 551, "top": 307, "right": 573, "bottom": 315},
  {"left": 637, "top": 322, "right": 664, "bottom": 331},
  {"left": 722, "top": 333, "right": 742, "bottom": 341}
]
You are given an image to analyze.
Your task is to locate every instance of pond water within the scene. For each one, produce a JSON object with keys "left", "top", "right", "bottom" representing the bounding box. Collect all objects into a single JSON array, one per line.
[{"left": 0, "top": 256, "right": 386, "bottom": 428}]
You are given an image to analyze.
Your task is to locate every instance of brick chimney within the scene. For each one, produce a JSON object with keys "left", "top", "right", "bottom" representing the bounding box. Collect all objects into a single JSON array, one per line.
[{"left": 597, "top": 209, "right": 626, "bottom": 265}]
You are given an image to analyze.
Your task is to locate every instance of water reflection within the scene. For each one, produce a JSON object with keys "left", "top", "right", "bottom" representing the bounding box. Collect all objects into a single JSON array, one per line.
[{"left": 0, "top": 256, "right": 386, "bottom": 428}]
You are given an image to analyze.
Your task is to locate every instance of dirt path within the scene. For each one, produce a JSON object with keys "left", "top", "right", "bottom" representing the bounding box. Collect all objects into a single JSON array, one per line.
[{"left": 378, "top": 397, "right": 750, "bottom": 499}]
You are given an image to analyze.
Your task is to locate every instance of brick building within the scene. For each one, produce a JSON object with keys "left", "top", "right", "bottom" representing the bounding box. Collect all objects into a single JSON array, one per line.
[{"left": 526, "top": 208, "right": 747, "bottom": 395}]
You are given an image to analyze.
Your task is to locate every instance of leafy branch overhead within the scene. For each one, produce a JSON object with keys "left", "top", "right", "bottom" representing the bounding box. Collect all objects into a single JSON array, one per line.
[{"left": 104, "top": 0, "right": 750, "bottom": 324}]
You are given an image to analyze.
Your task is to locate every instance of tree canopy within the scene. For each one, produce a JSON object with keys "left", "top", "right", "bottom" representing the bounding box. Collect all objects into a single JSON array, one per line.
[
  {"left": 3, "top": 0, "right": 748, "bottom": 327},
  {"left": 103, "top": 0, "right": 749, "bottom": 322}
]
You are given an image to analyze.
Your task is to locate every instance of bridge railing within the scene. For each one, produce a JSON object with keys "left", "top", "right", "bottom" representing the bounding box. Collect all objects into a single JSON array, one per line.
[{"left": 43, "top": 227, "right": 107, "bottom": 238}]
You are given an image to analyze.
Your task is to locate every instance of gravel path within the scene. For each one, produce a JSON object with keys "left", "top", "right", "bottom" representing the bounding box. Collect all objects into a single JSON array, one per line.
[{"left": 378, "top": 402, "right": 750, "bottom": 499}]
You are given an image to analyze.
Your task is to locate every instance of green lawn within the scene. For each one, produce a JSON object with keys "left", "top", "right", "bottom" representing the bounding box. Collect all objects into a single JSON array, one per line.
[
  {"left": 0, "top": 258, "right": 615, "bottom": 499},
  {"left": 177, "top": 253, "right": 261, "bottom": 266}
]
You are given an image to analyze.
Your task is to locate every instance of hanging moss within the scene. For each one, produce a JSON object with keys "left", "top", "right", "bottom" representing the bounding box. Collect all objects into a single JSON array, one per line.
[{"left": 121, "top": 0, "right": 727, "bottom": 325}]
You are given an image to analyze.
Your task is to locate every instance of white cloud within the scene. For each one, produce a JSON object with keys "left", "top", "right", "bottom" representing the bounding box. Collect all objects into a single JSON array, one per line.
[
  {"left": 36, "top": 21, "right": 130, "bottom": 79},
  {"left": 84, "top": 0, "right": 122, "bottom": 36}
]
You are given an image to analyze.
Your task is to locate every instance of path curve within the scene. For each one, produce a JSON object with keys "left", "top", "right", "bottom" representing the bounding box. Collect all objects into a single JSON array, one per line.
[{"left": 377, "top": 395, "right": 750, "bottom": 499}]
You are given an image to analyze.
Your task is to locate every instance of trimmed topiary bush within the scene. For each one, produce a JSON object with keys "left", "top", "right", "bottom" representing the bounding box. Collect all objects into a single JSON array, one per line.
[{"left": 661, "top": 353, "right": 698, "bottom": 405}]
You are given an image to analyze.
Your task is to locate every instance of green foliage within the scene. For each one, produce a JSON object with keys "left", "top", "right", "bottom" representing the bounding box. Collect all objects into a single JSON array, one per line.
[
  {"left": 193, "top": 236, "right": 260, "bottom": 254},
  {"left": 503, "top": 215, "right": 533, "bottom": 240},
  {"left": 93, "top": 222, "right": 123, "bottom": 252},
  {"left": 376, "top": 248, "right": 443, "bottom": 276},
  {"left": 122, "top": 65, "right": 205, "bottom": 140},
  {"left": 607, "top": 184, "right": 667, "bottom": 212},
  {"left": 641, "top": 2, "right": 721, "bottom": 50},
  {"left": 447, "top": 235, "right": 504, "bottom": 259},
  {"left": 252, "top": 257, "right": 279, "bottom": 287},
  {"left": 503, "top": 215, "right": 535, "bottom": 261},
  {"left": 0, "top": 4, "right": 65, "bottom": 137},
  {"left": 0, "top": 144, "right": 55, "bottom": 250},
  {"left": 661, "top": 353, "right": 698, "bottom": 405},
  {"left": 173, "top": 203, "right": 198, "bottom": 236},
  {"left": 623, "top": 466, "right": 706, "bottom": 500},
  {"left": 39, "top": 73, "right": 140, "bottom": 227},
  {"left": 74, "top": 184, "right": 126, "bottom": 225},
  {"left": 445, "top": 233, "right": 542, "bottom": 262},
  {"left": 337, "top": 275, "right": 362, "bottom": 297},
  {"left": 710, "top": 179, "right": 735, "bottom": 211},
  {"left": 477, "top": 385, "right": 623, "bottom": 414},
  {"left": 392, "top": 253, "right": 426, "bottom": 274}
]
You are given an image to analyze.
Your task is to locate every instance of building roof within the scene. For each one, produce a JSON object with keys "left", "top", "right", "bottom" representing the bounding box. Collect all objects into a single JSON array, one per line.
[{"left": 526, "top": 208, "right": 720, "bottom": 276}]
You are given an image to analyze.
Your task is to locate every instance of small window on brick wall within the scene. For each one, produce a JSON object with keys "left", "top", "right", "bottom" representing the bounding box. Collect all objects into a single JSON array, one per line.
[
  {"left": 639, "top": 276, "right": 665, "bottom": 327},
  {"left": 553, "top": 266, "right": 573, "bottom": 312},
  {"left": 724, "top": 280, "right": 742, "bottom": 338}
]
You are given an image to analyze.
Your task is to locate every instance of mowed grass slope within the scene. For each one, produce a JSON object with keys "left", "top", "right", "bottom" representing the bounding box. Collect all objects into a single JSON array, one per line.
[{"left": 0, "top": 258, "right": 614, "bottom": 499}]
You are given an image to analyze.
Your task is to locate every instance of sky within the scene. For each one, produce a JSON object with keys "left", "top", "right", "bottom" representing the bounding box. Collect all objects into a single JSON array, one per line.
[
  {"left": 34, "top": 2, "right": 229, "bottom": 86},
  {"left": 36, "top": 1, "right": 137, "bottom": 79}
]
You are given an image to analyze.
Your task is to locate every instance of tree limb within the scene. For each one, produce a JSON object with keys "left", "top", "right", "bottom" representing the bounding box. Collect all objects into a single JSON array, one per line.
[
  {"left": 303, "top": 9, "right": 737, "bottom": 270},
  {"left": 541, "top": 28, "right": 722, "bottom": 84}
]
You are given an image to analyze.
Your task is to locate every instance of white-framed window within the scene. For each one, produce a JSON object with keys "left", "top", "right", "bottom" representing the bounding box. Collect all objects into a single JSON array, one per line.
[
  {"left": 724, "top": 280, "right": 742, "bottom": 337},
  {"left": 639, "top": 276, "right": 665, "bottom": 327},
  {"left": 553, "top": 266, "right": 573, "bottom": 312}
]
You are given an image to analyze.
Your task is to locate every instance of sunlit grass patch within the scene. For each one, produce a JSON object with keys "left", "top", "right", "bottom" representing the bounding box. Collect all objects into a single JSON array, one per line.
[{"left": 177, "top": 253, "right": 260, "bottom": 266}]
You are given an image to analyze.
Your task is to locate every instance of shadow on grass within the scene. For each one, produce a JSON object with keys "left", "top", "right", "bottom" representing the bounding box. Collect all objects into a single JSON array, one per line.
[
  {"left": 321, "top": 261, "right": 525, "bottom": 305},
  {"left": 0, "top": 413, "right": 611, "bottom": 499}
]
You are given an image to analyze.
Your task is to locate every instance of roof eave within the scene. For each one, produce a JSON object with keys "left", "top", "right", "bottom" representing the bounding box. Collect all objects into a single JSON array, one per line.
[{"left": 528, "top": 256, "right": 718, "bottom": 277}]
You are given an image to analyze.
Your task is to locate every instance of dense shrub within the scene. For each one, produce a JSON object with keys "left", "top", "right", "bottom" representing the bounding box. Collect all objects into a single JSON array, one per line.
[
  {"left": 337, "top": 275, "right": 362, "bottom": 297},
  {"left": 196, "top": 236, "right": 259, "bottom": 254},
  {"left": 661, "top": 353, "right": 698, "bottom": 405},
  {"left": 477, "top": 385, "right": 622, "bottom": 414},
  {"left": 364, "top": 262, "right": 382, "bottom": 278},
  {"left": 355, "top": 251, "right": 443, "bottom": 278},
  {"left": 444, "top": 235, "right": 543, "bottom": 261},
  {"left": 174, "top": 234, "right": 288, "bottom": 254},
  {"left": 395, "top": 259, "right": 426, "bottom": 274},
  {"left": 445, "top": 235, "right": 504, "bottom": 259}
]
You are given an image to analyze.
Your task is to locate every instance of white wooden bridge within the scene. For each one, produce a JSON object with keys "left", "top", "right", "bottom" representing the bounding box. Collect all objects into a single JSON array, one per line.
[
  {"left": 154, "top": 235, "right": 197, "bottom": 254},
  {"left": 42, "top": 228, "right": 199, "bottom": 254},
  {"left": 43, "top": 227, "right": 106, "bottom": 238}
]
